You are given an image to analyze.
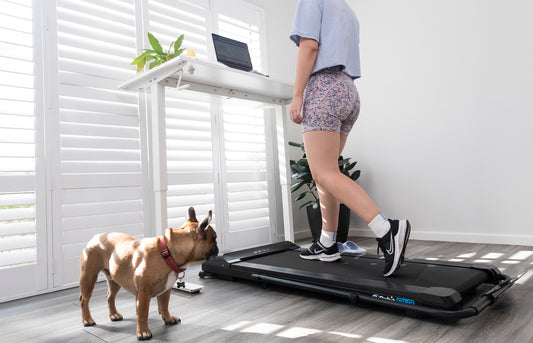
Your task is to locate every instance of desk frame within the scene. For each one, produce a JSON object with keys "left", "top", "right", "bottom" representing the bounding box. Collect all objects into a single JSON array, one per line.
[{"left": 120, "top": 57, "right": 295, "bottom": 243}]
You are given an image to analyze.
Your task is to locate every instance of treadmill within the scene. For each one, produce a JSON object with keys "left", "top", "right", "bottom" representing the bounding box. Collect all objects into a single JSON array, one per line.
[{"left": 200, "top": 241, "right": 521, "bottom": 319}]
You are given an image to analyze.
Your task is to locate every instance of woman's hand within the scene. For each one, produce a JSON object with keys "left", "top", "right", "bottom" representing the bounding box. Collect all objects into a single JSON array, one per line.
[
  {"left": 289, "top": 95, "right": 304, "bottom": 124},
  {"left": 290, "top": 38, "right": 318, "bottom": 126}
]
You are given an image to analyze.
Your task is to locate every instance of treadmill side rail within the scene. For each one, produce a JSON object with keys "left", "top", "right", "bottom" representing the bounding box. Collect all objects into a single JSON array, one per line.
[{"left": 251, "top": 273, "right": 516, "bottom": 320}]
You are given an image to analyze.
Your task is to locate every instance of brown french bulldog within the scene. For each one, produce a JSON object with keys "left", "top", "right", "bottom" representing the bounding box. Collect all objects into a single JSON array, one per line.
[{"left": 79, "top": 207, "right": 218, "bottom": 340}]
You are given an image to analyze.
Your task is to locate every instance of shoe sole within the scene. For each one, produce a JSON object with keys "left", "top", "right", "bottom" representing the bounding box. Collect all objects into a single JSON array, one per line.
[
  {"left": 383, "top": 220, "right": 410, "bottom": 277},
  {"left": 400, "top": 220, "right": 411, "bottom": 265},
  {"left": 300, "top": 252, "right": 341, "bottom": 262}
]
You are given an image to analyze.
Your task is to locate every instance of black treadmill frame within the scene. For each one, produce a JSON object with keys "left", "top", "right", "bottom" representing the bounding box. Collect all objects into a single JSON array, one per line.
[{"left": 200, "top": 241, "right": 519, "bottom": 319}]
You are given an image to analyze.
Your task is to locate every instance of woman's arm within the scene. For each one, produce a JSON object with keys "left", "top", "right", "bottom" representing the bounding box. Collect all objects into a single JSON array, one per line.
[{"left": 289, "top": 37, "right": 319, "bottom": 124}]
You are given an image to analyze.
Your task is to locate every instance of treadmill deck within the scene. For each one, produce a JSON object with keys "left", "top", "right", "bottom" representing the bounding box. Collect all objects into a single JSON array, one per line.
[{"left": 201, "top": 241, "right": 515, "bottom": 318}]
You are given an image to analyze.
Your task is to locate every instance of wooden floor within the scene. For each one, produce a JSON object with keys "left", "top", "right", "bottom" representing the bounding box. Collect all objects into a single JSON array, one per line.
[{"left": 1, "top": 237, "right": 532, "bottom": 343}]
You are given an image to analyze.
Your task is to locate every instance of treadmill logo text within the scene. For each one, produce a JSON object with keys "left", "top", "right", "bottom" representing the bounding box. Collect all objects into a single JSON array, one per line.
[{"left": 372, "top": 294, "right": 415, "bottom": 306}]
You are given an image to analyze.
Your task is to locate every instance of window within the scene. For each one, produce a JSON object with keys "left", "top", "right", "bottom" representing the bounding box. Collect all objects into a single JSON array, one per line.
[
  {"left": 0, "top": 0, "right": 42, "bottom": 300},
  {"left": 54, "top": 0, "right": 144, "bottom": 285},
  {"left": 0, "top": 0, "right": 274, "bottom": 301}
]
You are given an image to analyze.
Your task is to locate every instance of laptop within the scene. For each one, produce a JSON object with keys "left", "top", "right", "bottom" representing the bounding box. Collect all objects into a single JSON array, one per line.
[{"left": 212, "top": 33, "right": 253, "bottom": 72}]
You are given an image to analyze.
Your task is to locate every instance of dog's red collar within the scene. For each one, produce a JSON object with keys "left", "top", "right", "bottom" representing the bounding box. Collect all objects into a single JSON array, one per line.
[{"left": 159, "top": 236, "right": 183, "bottom": 274}]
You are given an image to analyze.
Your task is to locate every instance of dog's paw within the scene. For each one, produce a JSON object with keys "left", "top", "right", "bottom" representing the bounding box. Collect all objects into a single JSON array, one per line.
[
  {"left": 137, "top": 329, "right": 152, "bottom": 341},
  {"left": 163, "top": 316, "right": 181, "bottom": 325},
  {"left": 82, "top": 319, "right": 96, "bottom": 327},
  {"left": 110, "top": 313, "right": 123, "bottom": 321}
]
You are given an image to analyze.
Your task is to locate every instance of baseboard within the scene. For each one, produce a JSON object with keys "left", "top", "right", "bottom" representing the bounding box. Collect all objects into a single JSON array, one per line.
[{"left": 348, "top": 227, "right": 533, "bottom": 247}]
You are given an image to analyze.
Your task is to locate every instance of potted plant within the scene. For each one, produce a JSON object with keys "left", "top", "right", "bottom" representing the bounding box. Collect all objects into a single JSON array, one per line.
[
  {"left": 130, "top": 32, "right": 185, "bottom": 72},
  {"left": 289, "top": 141, "right": 361, "bottom": 243}
]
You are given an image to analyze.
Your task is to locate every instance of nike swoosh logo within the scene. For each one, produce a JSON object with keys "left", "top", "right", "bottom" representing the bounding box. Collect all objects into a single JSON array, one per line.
[{"left": 386, "top": 232, "right": 394, "bottom": 255}]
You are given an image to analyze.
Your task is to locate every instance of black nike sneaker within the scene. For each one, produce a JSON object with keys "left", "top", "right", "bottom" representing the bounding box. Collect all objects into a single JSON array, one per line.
[
  {"left": 300, "top": 241, "right": 341, "bottom": 262},
  {"left": 376, "top": 219, "right": 411, "bottom": 277}
]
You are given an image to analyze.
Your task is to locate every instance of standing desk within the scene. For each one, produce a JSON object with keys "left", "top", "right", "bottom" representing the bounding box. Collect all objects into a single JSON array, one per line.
[{"left": 119, "top": 57, "right": 295, "bottom": 242}]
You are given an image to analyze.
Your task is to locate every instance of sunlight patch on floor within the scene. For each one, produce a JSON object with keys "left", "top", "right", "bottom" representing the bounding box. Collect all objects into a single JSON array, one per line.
[
  {"left": 277, "top": 327, "right": 321, "bottom": 338},
  {"left": 501, "top": 260, "right": 520, "bottom": 264},
  {"left": 457, "top": 252, "right": 476, "bottom": 258},
  {"left": 222, "top": 320, "right": 412, "bottom": 341},
  {"left": 241, "top": 323, "right": 283, "bottom": 334},
  {"left": 482, "top": 253, "right": 504, "bottom": 259},
  {"left": 368, "top": 337, "right": 409, "bottom": 343},
  {"left": 516, "top": 269, "right": 533, "bottom": 285},
  {"left": 509, "top": 251, "right": 533, "bottom": 260},
  {"left": 330, "top": 331, "right": 363, "bottom": 339}
]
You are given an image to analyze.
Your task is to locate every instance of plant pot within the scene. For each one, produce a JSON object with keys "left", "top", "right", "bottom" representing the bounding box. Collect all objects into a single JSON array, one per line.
[{"left": 306, "top": 204, "right": 351, "bottom": 243}]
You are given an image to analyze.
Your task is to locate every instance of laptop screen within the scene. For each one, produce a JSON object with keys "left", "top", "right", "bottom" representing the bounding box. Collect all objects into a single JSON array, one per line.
[{"left": 212, "top": 33, "right": 253, "bottom": 72}]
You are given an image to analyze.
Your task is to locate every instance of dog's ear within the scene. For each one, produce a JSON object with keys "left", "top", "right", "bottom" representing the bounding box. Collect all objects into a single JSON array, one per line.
[
  {"left": 199, "top": 210, "right": 213, "bottom": 232},
  {"left": 187, "top": 207, "right": 198, "bottom": 223}
]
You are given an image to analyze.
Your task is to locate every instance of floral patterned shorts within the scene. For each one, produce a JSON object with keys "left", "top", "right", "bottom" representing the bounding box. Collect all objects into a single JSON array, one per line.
[{"left": 302, "top": 66, "right": 360, "bottom": 136}]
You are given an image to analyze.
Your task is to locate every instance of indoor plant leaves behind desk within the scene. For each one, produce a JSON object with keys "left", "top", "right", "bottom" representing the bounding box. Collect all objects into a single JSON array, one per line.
[{"left": 289, "top": 142, "right": 361, "bottom": 243}]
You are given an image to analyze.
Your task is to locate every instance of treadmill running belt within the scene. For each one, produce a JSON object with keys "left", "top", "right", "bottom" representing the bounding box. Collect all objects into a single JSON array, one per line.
[{"left": 241, "top": 250, "right": 489, "bottom": 295}]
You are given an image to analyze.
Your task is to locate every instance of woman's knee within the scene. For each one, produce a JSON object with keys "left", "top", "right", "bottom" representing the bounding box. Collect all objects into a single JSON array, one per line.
[{"left": 312, "top": 169, "right": 339, "bottom": 190}]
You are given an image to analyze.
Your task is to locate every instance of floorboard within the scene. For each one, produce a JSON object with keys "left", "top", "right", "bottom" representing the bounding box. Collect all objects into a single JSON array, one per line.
[{"left": 0, "top": 237, "right": 532, "bottom": 343}]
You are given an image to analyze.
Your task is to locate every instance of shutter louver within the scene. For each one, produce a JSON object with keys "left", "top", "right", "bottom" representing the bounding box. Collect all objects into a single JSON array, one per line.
[
  {"left": 223, "top": 99, "right": 270, "bottom": 233},
  {"left": 217, "top": 12, "right": 264, "bottom": 73},
  {"left": 0, "top": 0, "right": 37, "bottom": 269},
  {"left": 56, "top": 0, "right": 143, "bottom": 282},
  {"left": 146, "top": 0, "right": 214, "bottom": 227}
]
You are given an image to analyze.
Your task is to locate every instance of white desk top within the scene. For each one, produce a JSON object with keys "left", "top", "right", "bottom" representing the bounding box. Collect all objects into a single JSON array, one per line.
[{"left": 119, "top": 57, "right": 293, "bottom": 103}]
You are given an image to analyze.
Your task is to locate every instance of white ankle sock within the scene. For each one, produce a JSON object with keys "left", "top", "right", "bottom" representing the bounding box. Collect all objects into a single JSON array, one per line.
[
  {"left": 319, "top": 230, "right": 336, "bottom": 247},
  {"left": 368, "top": 213, "right": 390, "bottom": 238}
]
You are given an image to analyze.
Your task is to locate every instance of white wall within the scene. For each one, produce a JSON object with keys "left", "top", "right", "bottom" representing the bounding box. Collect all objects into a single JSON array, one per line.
[
  {"left": 342, "top": 0, "right": 533, "bottom": 245},
  {"left": 249, "top": 0, "right": 533, "bottom": 246}
]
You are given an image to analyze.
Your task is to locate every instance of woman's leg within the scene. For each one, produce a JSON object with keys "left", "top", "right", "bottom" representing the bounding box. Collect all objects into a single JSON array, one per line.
[
  {"left": 303, "top": 131, "right": 380, "bottom": 224},
  {"left": 303, "top": 130, "right": 411, "bottom": 276},
  {"left": 314, "top": 134, "right": 345, "bottom": 234}
]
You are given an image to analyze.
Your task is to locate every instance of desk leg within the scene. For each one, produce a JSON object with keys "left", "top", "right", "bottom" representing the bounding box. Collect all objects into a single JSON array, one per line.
[
  {"left": 150, "top": 83, "right": 168, "bottom": 234},
  {"left": 276, "top": 103, "right": 294, "bottom": 242}
]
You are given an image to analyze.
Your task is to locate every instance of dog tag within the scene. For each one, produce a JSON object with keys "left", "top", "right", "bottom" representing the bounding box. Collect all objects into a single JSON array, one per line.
[{"left": 173, "top": 281, "right": 204, "bottom": 294}]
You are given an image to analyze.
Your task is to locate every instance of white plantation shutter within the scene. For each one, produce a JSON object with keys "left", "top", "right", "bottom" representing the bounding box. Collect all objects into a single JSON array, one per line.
[
  {"left": 0, "top": 0, "right": 45, "bottom": 300},
  {"left": 54, "top": 0, "right": 144, "bottom": 285},
  {"left": 214, "top": 2, "right": 275, "bottom": 248},
  {"left": 223, "top": 99, "right": 271, "bottom": 232},
  {"left": 0, "top": 0, "right": 36, "bottom": 267},
  {"left": 1, "top": 0, "right": 277, "bottom": 301},
  {"left": 215, "top": 0, "right": 267, "bottom": 73},
  {"left": 146, "top": 0, "right": 217, "bottom": 227},
  {"left": 217, "top": 15, "right": 264, "bottom": 73},
  {"left": 165, "top": 90, "right": 216, "bottom": 227},
  {"left": 147, "top": 0, "right": 209, "bottom": 61}
]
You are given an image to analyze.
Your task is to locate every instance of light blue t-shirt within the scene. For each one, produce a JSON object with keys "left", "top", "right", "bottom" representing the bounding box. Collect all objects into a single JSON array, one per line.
[{"left": 290, "top": 0, "right": 361, "bottom": 79}]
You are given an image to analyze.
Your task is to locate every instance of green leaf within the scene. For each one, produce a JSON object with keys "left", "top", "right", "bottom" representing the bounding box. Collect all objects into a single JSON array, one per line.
[
  {"left": 174, "top": 48, "right": 185, "bottom": 57},
  {"left": 299, "top": 201, "right": 314, "bottom": 210},
  {"left": 174, "top": 34, "right": 184, "bottom": 53},
  {"left": 168, "top": 41, "right": 175, "bottom": 54},
  {"left": 338, "top": 158, "right": 350, "bottom": 167},
  {"left": 345, "top": 162, "right": 357, "bottom": 171},
  {"left": 149, "top": 60, "right": 162, "bottom": 69},
  {"left": 292, "top": 172, "right": 310, "bottom": 181},
  {"left": 295, "top": 192, "right": 307, "bottom": 201},
  {"left": 147, "top": 32, "right": 163, "bottom": 53},
  {"left": 350, "top": 170, "right": 361, "bottom": 181},
  {"left": 131, "top": 56, "right": 146, "bottom": 72},
  {"left": 290, "top": 180, "right": 305, "bottom": 192},
  {"left": 130, "top": 51, "right": 151, "bottom": 65}
]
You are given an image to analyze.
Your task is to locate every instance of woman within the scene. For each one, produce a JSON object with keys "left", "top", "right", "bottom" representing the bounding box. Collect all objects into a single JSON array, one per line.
[{"left": 289, "top": 0, "right": 410, "bottom": 277}]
